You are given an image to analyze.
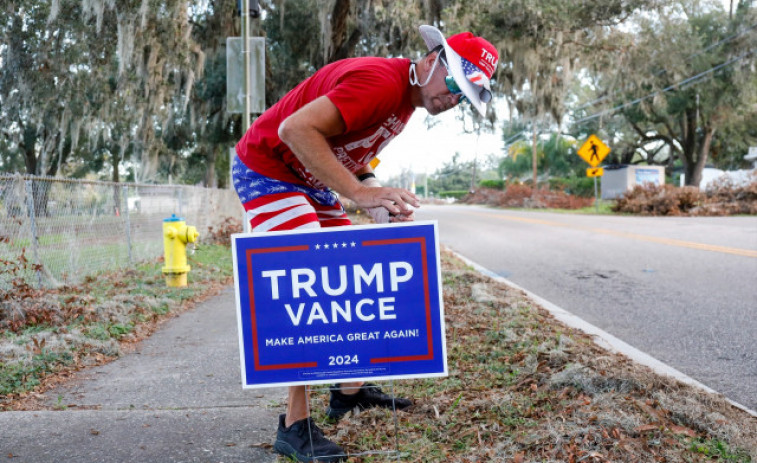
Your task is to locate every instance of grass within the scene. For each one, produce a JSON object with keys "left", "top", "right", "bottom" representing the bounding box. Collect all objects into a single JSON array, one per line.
[
  {"left": 301, "top": 250, "right": 756, "bottom": 462},
  {"left": 541, "top": 199, "right": 616, "bottom": 214},
  {"left": 690, "top": 438, "right": 752, "bottom": 462},
  {"left": 0, "top": 243, "right": 233, "bottom": 401},
  {"left": 1, "top": 219, "right": 754, "bottom": 461},
  {"left": 0, "top": 238, "right": 164, "bottom": 290},
  {"left": 0, "top": 349, "right": 73, "bottom": 396},
  {"left": 499, "top": 199, "right": 617, "bottom": 215}
]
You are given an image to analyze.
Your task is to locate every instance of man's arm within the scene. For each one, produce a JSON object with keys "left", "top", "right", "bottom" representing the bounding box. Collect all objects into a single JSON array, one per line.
[
  {"left": 278, "top": 95, "right": 419, "bottom": 215},
  {"left": 354, "top": 165, "right": 415, "bottom": 223}
]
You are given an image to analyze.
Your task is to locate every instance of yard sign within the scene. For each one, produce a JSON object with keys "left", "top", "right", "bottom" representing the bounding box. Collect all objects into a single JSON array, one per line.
[{"left": 232, "top": 221, "right": 447, "bottom": 388}]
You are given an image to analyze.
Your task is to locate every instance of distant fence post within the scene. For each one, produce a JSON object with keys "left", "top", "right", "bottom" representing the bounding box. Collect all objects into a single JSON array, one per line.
[
  {"left": 24, "top": 179, "right": 42, "bottom": 287},
  {"left": 178, "top": 187, "right": 184, "bottom": 217},
  {"left": 122, "top": 184, "right": 133, "bottom": 264}
]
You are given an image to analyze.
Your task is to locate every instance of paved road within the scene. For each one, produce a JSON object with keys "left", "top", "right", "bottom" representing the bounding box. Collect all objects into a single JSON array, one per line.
[
  {"left": 415, "top": 204, "right": 757, "bottom": 411},
  {"left": 1, "top": 288, "right": 283, "bottom": 463}
]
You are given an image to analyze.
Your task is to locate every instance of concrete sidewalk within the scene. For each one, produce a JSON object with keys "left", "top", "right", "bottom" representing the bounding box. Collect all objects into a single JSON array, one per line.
[{"left": 1, "top": 287, "right": 284, "bottom": 463}]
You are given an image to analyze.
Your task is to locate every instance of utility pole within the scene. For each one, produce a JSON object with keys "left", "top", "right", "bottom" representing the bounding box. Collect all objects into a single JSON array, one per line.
[
  {"left": 241, "top": 0, "right": 251, "bottom": 132},
  {"left": 532, "top": 124, "right": 538, "bottom": 188},
  {"left": 470, "top": 159, "right": 477, "bottom": 192}
]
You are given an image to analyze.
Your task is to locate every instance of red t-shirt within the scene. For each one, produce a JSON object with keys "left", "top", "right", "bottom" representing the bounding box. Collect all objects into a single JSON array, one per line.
[{"left": 236, "top": 57, "right": 415, "bottom": 190}]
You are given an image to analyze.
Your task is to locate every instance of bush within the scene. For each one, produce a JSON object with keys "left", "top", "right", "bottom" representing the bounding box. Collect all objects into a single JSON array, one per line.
[
  {"left": 702, "top": 175, "right": 757, "bottom": 215},
  {"left": 439, "top": 190, "right": 469, "bottom": 200},
  {"left": 612, "top": 178, "right": 757, "bottom": 216},
  {"left": 613, "top": 185, "right": 701, "bottom": 215},
  {"left": 461, "top": 186, "right": 594, "bottom": 209},
  {"left": 549, "top": 177, "right": 596, "bottom": 198},
  {"left": 204, "top": 217, "right": 243, "bottom": 245},
  {"left": 479, "top": 179, "right": 504, "bottom": 190}
]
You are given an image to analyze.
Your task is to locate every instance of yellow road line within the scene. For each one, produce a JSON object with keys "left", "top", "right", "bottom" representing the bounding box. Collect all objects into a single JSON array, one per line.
[{"left": 468, "top": 211, "right": 757, "bottom": 258}]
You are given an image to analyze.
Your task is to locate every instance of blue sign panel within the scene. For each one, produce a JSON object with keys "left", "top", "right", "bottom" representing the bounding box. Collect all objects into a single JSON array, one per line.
[
  {"left": 232, "top": 221, "right": 447, "bottom": 388},
  {"left": 635, "top": 168, "right": 662, "bottom": 186}
]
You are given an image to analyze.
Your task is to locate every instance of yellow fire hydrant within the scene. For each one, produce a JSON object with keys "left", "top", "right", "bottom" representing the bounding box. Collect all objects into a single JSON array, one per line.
[{"left": 162, "top": 214, "right": 199, "bottom": 287}]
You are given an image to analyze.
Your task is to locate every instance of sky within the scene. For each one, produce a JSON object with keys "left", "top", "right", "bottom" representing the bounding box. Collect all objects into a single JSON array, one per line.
[{"left": 375, "top": 104, "right": 507, "bottom": 181}]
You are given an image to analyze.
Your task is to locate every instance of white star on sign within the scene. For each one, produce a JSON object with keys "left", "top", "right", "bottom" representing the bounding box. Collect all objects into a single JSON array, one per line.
[
  {"left": 350, "top": 241, "right": 356, "bottom": 247},
  {"left": 324, "top": 243, "right": 330, "bottom": 249},
  {"left": 315, "top": 244, "right": 321, "bottom": 250},
  {"left": 333, "top": 242, "right": 339, "bottom": 248},
  {"left": 341, "top": 242, "right": 347, "bottom": 248}
]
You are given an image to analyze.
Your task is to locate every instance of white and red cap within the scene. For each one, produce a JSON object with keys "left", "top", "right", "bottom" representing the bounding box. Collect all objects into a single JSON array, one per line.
[{"left": 419, "top": 25, "right": 499, "bottom": 115}]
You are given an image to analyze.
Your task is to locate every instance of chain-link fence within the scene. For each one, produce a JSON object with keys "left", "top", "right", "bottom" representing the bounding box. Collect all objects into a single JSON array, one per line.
[{"left": 0, "top": 174, "right": 243, "bottom": 289}]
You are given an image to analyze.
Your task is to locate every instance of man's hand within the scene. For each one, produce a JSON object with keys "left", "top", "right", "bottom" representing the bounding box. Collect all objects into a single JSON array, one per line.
[{"left": 358, "top": 177, "right": 418, "bottom": 223}]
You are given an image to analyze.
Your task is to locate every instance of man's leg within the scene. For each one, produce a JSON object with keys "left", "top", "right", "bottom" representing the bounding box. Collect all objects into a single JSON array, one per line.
[
  {"left": 240, "top": 191, "right": 345, "bottom": 462},
  {"left": 306, "top": 199, "right": 415, "bottom": 420},
  {"left": 286, "top": 385, "right": 309, "bottom": 426},
  {"left": 327, "top": 382, "right": 413, "bottom": 420}
]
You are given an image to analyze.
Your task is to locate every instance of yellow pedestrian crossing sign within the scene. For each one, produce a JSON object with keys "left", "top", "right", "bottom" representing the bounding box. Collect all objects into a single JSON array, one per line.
[
  {"left": 578, "top": 135, "right": 610, "bottom": 167},
  {"left": 586, "top": 167, "right": 604, "bottom": 177}
]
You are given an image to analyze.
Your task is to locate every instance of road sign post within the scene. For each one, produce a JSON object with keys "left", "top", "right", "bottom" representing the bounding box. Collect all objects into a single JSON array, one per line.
[{"left": 578, "top": 135, "right": 611, "bottom": 212}]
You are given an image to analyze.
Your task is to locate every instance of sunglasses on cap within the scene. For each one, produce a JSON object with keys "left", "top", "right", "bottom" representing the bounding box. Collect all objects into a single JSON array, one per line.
[{"left": 439, "top": 53, "right": 493, "bottom": 105}]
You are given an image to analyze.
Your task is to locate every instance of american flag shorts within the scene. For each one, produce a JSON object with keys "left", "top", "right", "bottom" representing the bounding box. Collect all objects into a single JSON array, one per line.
[{"left": 232, "top": 156, "right": 351, "bottom": 232}]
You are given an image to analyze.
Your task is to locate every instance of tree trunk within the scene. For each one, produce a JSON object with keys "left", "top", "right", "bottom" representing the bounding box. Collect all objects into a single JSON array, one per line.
[
  {"left": 44, "top": 131, "right": 66, "bottom": 178},
  {"left": 679, "top": 106, "right": 714, "bottom": 188},
  {"left": 112, "top": 148, "right": 122, "bottom": 214},
  {"left": 679, "top": 109, "right": 698, "bottom": 187},
  {"left": 21, "top": 123, "right": 38, "bottom": 175},
  {"left": 470, "top": 158, "right": 477, "bottom": 192},
  {"left": 687, "top": 127, "right": 714, "bottom": 188},
  {"left": 328, "top": 0, "right": 360, "bottom": 63},
  {"left": 137, "top": 111, "right": 158, "bottom": 182},
  {"left": 205, "top": 145, "right": 217, "bottom": 188}
]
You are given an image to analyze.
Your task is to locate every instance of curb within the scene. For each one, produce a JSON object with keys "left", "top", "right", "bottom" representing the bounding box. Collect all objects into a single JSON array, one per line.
[{"left": 448, "top": 249, "right": 757, "bottom": 419}]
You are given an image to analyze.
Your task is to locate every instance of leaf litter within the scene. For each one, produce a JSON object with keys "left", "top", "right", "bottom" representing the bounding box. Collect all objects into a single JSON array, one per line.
[
  {"left": 304, "top": 250, "right": 755, "bottom": 462},
  {"left": 1, "top": 220, "right": 754, "bottom": 461},
  {"left": 0, "top": 245, "right": 232, "bottom": 408}
]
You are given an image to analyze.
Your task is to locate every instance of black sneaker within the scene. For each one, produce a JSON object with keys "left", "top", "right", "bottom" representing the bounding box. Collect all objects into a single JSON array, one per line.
[
  {"left": 326, "top": 383, "right": 412, "bottom": 420},
  {"left": 273, "top": 414, "right": 346, "bottom": 462}
]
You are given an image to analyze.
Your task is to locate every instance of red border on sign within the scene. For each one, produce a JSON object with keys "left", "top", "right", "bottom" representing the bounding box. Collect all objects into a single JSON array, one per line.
[
  {"left": 362, "top": 237, "right": 434, "bottom": 363},
  {"left": 246, "top": 245, "right": 318, "bottom": 371}
]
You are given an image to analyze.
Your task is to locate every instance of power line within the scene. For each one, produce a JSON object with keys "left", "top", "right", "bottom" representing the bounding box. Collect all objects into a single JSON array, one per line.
[
  {"left": 503, "top": 131, "right": 524, "bottom": 145},
  {"left": 573, "top": 22, "right": 757, "bottom": 112},
  {"left": 500, "top": 50, "right": 752, "bottom": 148},
  {"left": 498, "top": 42, "right": 754, "bottom": 151},
  {"left": 571, "top": 50, "right": 753, "bottom": 126}
]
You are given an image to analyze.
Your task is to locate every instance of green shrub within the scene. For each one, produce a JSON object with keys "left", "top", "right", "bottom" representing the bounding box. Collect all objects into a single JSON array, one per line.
[
  {"left": 479, "top": 179, "right": 504, "bottom": 190},
  {"left": 439, "top": 190, "right": 469, "bottom": 200},
  {"left": 549, "top": 177, "right": 596, "bottom": 198}
]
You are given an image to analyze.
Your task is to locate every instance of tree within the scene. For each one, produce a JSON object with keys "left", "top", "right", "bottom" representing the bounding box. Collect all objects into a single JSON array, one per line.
[
  {"left": 426, "top": 152, "right": 488, "bottom": 194},
  {"left": 184, "top": 0, "right": 240, "bottom": 188},
  {"left": 501, "top": 133, "right": 583, "bottom": 182},
  {"left": 574, "top": 0, "right": 756, "bottom": 186},
  {"left": 260, "top": 0, "right": 446, "bottom": 102},
  {"left": 438, "top": 0, "right": 658, "bottom": 188},
  {"left": 446, "top": 0, "right": 657, "bottom": 122},
  {"left": 4, "top": 0, "right": 755, "bottom": 193},
  {"left": 0, "top": 0, "right": 203, "bottom": 184}
]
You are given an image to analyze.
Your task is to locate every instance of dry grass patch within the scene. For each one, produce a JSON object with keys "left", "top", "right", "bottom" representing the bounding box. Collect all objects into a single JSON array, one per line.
[
  {"left": 0, "top": 244, "right": 234, "bottom": 406},
  {"left": 2, "top": 214, "right": 753, "bottom": 461},
  {"left": 302, "top": 250, "right": 755, "bottom": 462}
]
